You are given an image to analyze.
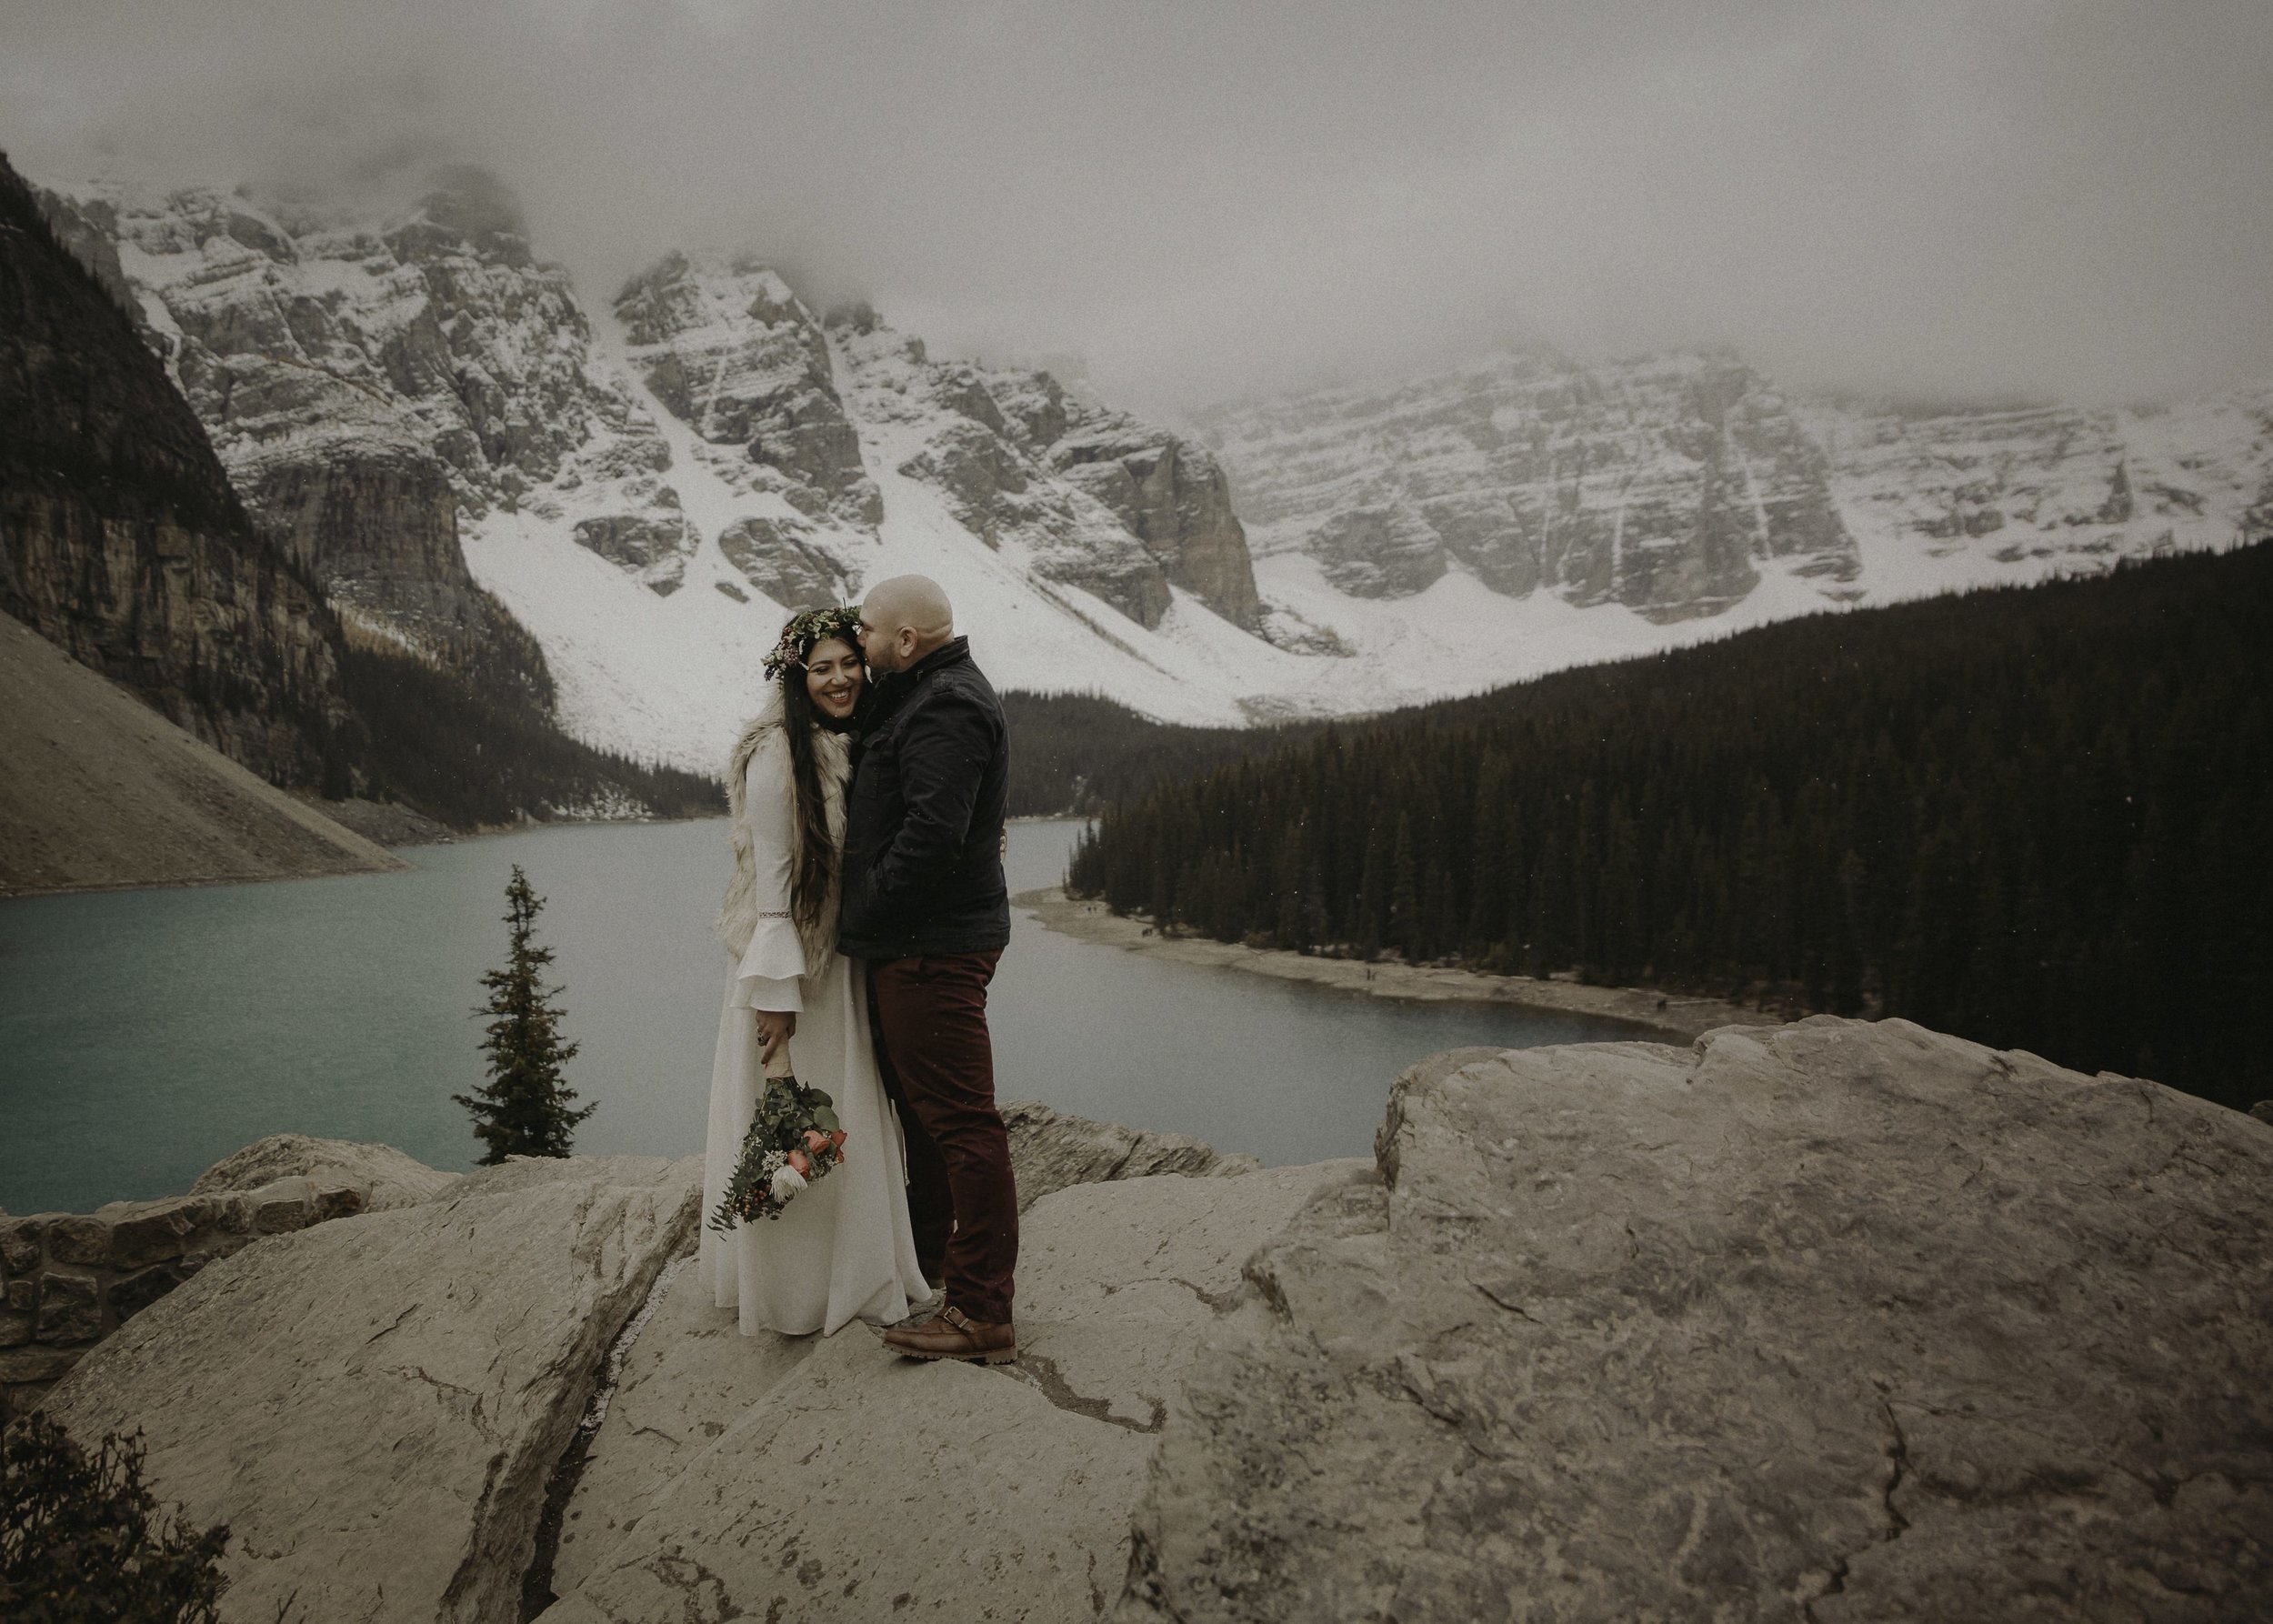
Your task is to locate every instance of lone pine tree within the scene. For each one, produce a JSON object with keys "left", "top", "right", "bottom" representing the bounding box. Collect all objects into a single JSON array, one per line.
[{"left": 455, "top": 865, "right": 594, "bottom": 1163}]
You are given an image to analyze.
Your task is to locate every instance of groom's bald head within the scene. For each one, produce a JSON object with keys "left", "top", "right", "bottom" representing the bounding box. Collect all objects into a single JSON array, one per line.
[{"left": 859, "top": 575, "right": 955, "bottom": 674}]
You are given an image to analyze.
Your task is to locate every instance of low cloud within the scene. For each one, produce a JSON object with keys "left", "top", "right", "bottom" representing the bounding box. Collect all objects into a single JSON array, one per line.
[{"left": 5, "top": 0, "right": 2268, "bottom": 416}]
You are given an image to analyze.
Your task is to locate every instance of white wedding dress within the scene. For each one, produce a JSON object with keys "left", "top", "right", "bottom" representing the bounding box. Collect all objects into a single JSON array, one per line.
[{"left": 698, "top": 728, "right": 931, "bottom": 1336}]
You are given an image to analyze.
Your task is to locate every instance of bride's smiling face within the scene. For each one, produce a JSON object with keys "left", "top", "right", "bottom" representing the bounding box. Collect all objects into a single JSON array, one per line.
[{"left": 803, "top": 637, "right": 863, "bottom": 720}]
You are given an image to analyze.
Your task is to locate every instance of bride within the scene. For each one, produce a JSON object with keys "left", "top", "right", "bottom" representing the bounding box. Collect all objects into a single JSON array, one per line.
[{"left": 699, "top": 607, "right": 931, "bottom": 1336}]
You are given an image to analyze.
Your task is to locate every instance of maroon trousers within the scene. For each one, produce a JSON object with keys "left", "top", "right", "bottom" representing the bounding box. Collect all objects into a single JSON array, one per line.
[{"left": 866, "top": 951, "right": 1017, "bottom": 1323}]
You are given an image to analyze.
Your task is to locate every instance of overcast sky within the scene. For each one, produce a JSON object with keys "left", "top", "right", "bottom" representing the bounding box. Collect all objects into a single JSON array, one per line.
[{"left": 5, "top": 0, "right": 2268, "bottom": 416}]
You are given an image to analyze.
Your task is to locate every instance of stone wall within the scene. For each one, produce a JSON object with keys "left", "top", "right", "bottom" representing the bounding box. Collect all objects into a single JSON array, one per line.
[{"left": 0, "top": 1176, "right": 365, "bottom": 1423}]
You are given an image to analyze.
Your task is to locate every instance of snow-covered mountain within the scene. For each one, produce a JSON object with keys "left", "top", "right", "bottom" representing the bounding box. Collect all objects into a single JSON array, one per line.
[
  {"left": 1200, "top": 351, "right": 2273, "bottom": 690},
  {"left": 41, "top": 167, "right": 2272, "bottom": 768},
  {"left": 42, "top": 171, "right": 1303, "bottom": 765}
]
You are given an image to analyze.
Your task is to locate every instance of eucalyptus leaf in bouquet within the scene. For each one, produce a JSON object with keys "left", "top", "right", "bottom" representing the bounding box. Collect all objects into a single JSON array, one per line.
[{"left": 709, "top": 1043, "right": 849, "bottom": 1231}]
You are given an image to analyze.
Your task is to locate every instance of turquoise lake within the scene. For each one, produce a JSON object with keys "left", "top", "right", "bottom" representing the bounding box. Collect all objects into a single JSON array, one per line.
[{"left": 0, "top": 819, "right": 1638, "bottom": 1215}]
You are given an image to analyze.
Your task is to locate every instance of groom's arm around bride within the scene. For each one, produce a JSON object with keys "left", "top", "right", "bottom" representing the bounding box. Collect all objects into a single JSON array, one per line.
[{"left": 838, "top": 575, "right": 1020, "bottom": 1363}]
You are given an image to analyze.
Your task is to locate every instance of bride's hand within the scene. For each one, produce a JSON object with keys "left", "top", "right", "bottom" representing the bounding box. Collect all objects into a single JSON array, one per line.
[{"left": 755, "top": 1009, "right": 796, "bottom": 1063}]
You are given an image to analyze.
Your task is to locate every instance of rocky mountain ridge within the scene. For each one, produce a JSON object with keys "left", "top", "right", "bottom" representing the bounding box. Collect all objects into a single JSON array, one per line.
[
  {"left": 35, "top": 164, "right": 2271, "bottom": 755},
  {"left": 1202, "top": 346, "right": 2273, "bottom": 697},
  {"left": 38, "top": 169, "right": 656, "bottom": 682},
  {"left": 1204, "top": 347, "right": 1858, "bottom": 617},
  {"left": 43, "top": 171, "right": 1281, "bottom": 760}
]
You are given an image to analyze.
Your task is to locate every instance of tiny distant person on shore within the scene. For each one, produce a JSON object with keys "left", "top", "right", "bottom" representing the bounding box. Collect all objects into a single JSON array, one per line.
[{"left": 697, "top": 575, "right": 1018, "bottom": 1366}]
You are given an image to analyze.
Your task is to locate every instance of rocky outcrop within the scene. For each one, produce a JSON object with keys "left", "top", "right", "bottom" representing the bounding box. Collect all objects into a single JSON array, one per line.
[
  {"left": 536, "top": 1160, "right": 1362, "bottom": 1622},
  {"left": 1003, "top": 1098, "right": 1263, "bottom": 1210},
  {"left": 243, "top": 446, "right": 506, "bottom": 659},
  {"left": 539, "top": 1097, "right": 1271, "bottom": 1598},
  {"left": 0, "top": 1137, "right": 452, "bottom": 1422},
  {"left": 187, "top": 1132, "right": 462, "bottom": 1211},
  {"left": 36, "top": 1152, "right": 700, "bottom": 1624},
  {"left": 21, "top": 1028, "right": 2271, "bottom": 1620},
  {"left": 1123, "top": 1018, "right": 2273, "bottom": 1621},
  {"left": 1306, "top": 502, "right": 1448, "bottom": 596},
  {"left": 0, "top": 609, "right": 401, "bottom": 896},
  {"left": 0, "top": 1172, "right": 370, "bottom": 1426},
  {"left": 1052, "top": 417, "right": 1262, "bottom": 628},
  {"left": 1, "top": 156, "right": 357, "bottom": 789},
  {"left": 716, "top": 514, "right": 852, "bottom": 609}
]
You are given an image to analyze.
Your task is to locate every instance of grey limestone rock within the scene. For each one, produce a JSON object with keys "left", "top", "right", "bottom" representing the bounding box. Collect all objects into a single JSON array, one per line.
[
  {"left": 1053, "top": 418, "right": 1263, "bottom": 628},
  {"left": 570, "top": 512, "right": 696, "bottom": 593},
  {"left": 245, "top": 446, "right": 500, "bottom": 665},
  {"left": 189, "top": 1131, "right": 459, "bottom": 1212},
  {"left": 1306, "top": 501, "right": 1449, "bottom": 597},
  {"left": 1121, "top": 1018, "right": 2273, "bottom": 1623},
  {"left": 1003, "top": 1098, "right": 1262, "bottom": 1211},
  {"left": 716, "top": 514, "right": 853, "bottom": 609},
  {"left": 38, "top": 1152, "right": 702, "bottom": 1624},
  {"left": 545, "top": 1259, "right": 814, "bottom": 1596},
  {"left": 537, "top": 1160, "right": 1360, "bottom": 1624},
  {"left": 1204, "top": 347, "right": 1858, "bottom": 621}
]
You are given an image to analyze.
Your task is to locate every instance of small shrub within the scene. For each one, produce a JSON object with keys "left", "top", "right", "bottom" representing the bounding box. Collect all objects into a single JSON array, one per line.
[{"left": 0, "top": 1411, "right": 229, "bottom": 1621}]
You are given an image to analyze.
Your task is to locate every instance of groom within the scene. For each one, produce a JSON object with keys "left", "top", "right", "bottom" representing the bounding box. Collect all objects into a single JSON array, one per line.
[{"left": 839, "top": 574, "right": 1019, "bottom": 1364}]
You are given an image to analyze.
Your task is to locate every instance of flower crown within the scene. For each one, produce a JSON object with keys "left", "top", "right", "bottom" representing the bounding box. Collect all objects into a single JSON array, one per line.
[{"left": 763, "top": 606, "right": 865, "bottom": 681}]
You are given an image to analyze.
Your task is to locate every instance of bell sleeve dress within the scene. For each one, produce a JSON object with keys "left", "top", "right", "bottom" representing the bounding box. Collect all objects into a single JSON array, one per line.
[{"left": 696, "top": 729, "right": 931, "bottom": 1336}]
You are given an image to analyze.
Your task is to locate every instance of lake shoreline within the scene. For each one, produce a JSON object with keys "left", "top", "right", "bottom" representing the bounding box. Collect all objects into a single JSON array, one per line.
[
  {"left": 1014, "top": 886, "right": 1780, "bottom": 1043},
  {"left": 0, "top": 810, "right": 732, "bottom": 902}
]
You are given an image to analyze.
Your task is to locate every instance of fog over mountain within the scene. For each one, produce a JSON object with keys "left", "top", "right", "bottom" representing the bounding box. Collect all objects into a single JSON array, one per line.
[{"left": 5, "top": 0, "right": 2268, "bottom": 418}]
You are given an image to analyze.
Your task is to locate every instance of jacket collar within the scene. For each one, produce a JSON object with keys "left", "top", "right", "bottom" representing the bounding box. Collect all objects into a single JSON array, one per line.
[
  {"left": 859, "top": 637, "right": 970, "bottom": 741},
  {"left": 904, "top": 636, "right": 970, "bottom": 680}
]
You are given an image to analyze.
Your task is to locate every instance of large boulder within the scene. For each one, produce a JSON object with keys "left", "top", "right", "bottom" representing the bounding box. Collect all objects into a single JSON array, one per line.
[
  {"left": 1004, "top": 1099, "right": 1263, "bottom": 1211},
  {"left": 37, "top": 1153, "right": 702, "bottom": 1624},
  {"left": 535, "top": 1160, "right": 1365, "bottom": 1622},
  {"left": 1121, "top": 1018, "right": 2273, "bottom": 1622},
  {"left": 188, "top": 1131, "right": 460, "bottom": 1211}
]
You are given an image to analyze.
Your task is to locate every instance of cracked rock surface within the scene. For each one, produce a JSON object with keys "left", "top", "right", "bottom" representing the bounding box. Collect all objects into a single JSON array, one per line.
[
  {"left": 37, "top": 1153, "right": 701, "bottom": 1624},
  {"left": 538, "top": 1161, "right": 1359, "bottom": 1623},
  {"left": 1120, "top": 1018, "right": 2273, "bottom": 1623},
  {"left": 546, "top": 1259, "right": 813, "bottom": 1595}
]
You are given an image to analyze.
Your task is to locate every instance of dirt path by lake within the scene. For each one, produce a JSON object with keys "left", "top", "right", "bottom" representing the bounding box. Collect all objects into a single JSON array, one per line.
[{"left": 1014, "top": 887, "right": 1781, "bottom": 1044}]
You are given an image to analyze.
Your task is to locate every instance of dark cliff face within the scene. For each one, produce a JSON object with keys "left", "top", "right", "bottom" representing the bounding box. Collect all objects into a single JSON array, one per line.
[
  {"left": 0, "top": 154, "right": 356, "bottom": 790},
  {"left": 1051, "top": 418, "right": 1262, "bottom": 629}
]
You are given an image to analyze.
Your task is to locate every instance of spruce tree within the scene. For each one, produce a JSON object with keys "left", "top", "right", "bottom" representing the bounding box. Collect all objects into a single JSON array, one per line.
[{"left": 454, "top": 865, "right": 594, "bottom": 1163}]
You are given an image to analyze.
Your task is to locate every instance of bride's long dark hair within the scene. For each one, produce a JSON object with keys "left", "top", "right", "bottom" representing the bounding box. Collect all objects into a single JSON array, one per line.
[{"left": 777, "top": 626, "right": 856, "bottom": 941}]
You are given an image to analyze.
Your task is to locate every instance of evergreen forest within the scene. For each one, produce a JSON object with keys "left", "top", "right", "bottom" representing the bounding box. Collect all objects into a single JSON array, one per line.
[
  {"left": 343, "top": 639, "right": 723, "bottom": 828},
  {"left": 1001, "top": 691, "right": 1313, "bottom": 816},
  {"left": 1067, "top": 545, "right": 2273, "bottom": 1110}
]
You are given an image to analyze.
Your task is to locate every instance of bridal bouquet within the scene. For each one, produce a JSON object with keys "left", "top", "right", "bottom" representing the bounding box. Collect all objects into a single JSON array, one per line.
[{"left": 708, "top": 1049, "right": 848, "bottom": 1231}]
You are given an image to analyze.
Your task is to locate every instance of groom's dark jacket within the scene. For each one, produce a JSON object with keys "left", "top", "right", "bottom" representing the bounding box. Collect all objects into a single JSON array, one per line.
[{"left": 837, "top": 637, "right": 1011, "bottom": 959}]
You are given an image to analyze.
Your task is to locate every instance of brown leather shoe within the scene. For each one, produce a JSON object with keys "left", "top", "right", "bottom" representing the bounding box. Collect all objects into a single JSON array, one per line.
[{"left": 882, "top": 1304, "right": 1016, "bottom": 1365}]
